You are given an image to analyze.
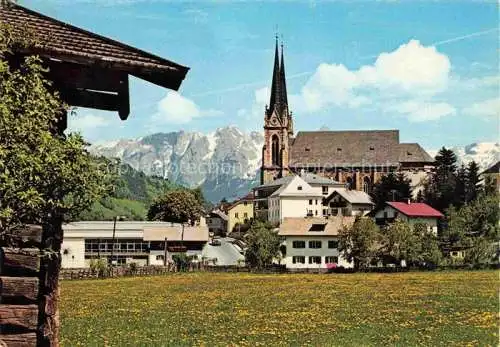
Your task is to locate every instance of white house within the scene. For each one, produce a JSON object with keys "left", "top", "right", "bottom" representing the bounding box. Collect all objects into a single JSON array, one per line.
[
  {"left": 61, "top": 221, "right": 209, "bottom": 268},
  {"left": 206, "top": 209, "right": 228, "bottom": 236},
  {"left": 278, "top": 217, "right": 355, "bottom": 270},
  {"left": 373, "top": 201, "right": 443, "bottom": 234},
  {"left": 323, "top": 189, "right": 374, "bottom": 217},
  {"left": 255, "top": 173, "right": 345, "bottom": 224}
]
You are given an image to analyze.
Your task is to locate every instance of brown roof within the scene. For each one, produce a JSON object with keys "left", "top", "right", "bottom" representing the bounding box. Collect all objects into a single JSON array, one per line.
[
  {"left": 398, "top": 143, "right": 434, "bottom": 163},
  {"left": 0, "top": 3, "right": 188, "bottom": 90},
  {"left": 289, "top": 130, "right": 401, "bottom": 167},
  {"left": 278, "top": 217, "right": 355, "bottom": 236}
]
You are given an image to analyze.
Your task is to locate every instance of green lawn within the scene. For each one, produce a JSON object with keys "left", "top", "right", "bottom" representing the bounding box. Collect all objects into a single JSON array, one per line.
[{"left": 60, "top": 271, "right": 498, "bottom": 346}]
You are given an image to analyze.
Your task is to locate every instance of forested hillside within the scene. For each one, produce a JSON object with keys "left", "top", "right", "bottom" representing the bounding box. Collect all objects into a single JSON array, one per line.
[{"left": 75, "top": 159, "right": 180, "bottom": 221}]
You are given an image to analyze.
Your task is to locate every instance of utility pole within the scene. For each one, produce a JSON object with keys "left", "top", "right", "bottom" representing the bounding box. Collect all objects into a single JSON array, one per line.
[
  {"left": 163, "top": 237, "right": 168, "bottom": 266},
  {"left": 111, "top": 216, "right": 117, "bottom": 266}
]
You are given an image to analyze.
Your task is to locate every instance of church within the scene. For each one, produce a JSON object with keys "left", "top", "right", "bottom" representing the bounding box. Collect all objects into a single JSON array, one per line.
[{"left": 260, "top": 40, "right": 434, "bottom": 194}]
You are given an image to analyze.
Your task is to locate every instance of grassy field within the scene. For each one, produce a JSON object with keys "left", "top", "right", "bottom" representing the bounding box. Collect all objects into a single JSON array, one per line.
[{"left": 60, "top": 271, "right": 498, "bottom": 346}]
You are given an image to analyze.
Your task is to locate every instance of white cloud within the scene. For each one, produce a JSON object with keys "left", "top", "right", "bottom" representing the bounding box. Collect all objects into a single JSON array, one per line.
[
  {"left": 295, "top": 39, "right": 451, "bottom": 114},
  {"left": 385, "top": 101, "right": 456, "bottom": 122},
  {"left": 68, "top": 113, "right": 110, "bottom": 133},
  {"left": 153, "top": 91, "right": 222, "bottom": 124},
  {"left": 463, "top": 98, "right": 500, "bottom": 119}
]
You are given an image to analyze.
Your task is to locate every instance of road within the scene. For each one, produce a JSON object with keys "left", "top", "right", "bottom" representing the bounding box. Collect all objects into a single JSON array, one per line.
[{"left": 202, "top": 237, "right": 244, "bottom": 266}]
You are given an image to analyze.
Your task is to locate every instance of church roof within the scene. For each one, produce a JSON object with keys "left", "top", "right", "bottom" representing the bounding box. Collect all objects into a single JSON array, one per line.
[
  {"left": 289, "top": 130, "right": 402, "bottom": 167},
  {"left": 398, "top": 143, "right": 434, "bottom": 163},
  {"left": 0, "top": 3, "right": 188, "bottom": 90}
]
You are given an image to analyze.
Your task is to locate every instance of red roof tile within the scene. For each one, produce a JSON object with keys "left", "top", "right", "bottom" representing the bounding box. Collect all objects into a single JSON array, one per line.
[{"left": 387, "top": 202, "right": 443, "bottom": 218}]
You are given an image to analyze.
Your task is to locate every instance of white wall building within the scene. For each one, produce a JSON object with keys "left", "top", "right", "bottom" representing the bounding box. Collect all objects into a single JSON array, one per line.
[
  {"left": 61, "top": 221, "right": 209, "bottom": 268},
  {"left": 373, "top": 201, "right": 443, "bottom": 235},
  {"left": 278, "top": 217, "right": 355, "bottom": 270}
]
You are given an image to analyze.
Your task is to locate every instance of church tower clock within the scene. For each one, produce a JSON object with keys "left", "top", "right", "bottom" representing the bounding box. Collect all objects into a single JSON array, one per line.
[{"left": 261, "top": 38, "right": 293, "bottom": 185}]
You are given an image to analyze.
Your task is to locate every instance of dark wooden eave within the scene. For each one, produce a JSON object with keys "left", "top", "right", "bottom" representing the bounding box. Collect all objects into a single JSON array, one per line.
[{"left": 0, "top": 2, "right": 189, "bottom": 120}]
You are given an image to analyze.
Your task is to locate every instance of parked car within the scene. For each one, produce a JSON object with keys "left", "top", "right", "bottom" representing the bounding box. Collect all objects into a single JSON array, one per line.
[{"left": 210, "top": 238, "right": 221, "bottom": 246}]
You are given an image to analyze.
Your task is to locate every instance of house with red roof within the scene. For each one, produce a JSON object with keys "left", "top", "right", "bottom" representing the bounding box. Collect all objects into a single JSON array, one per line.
[{"left": 373, "top": 201, "right": 444, "bottom": 235}]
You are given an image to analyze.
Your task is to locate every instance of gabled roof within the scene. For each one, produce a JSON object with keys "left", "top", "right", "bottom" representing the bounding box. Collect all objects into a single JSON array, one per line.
[
  {"left": 225, "top": 192, "right": 254, "bottom": 211},
  {"left": 0, "top": 3, "right": 189, "bottom": 90},
  {"left": 482, "top": 161, "right": 499, "bottom": 174},
  {"left": 270, "top": 175, "right": 322, "bottom": 197},
  {"left": 326, "top": 188, "right": 374, "bottom": 205},
  {"left": 278, "top": 217, "right": 355, "bottom": 236},
  {"left": 399, "top": 143, "right": 434, "bottom": 163},
  {"left": 209, "top": 209, "right": 228, "bottom": 221},
  {"left": 289, "top": 130, "right": 402, "bottom": 167},
  {"left": 256, "top": 173, "right": 341, "bottom": 189},
  {"left": 386, "top": 202, "right": 443, "bottom": 218}
]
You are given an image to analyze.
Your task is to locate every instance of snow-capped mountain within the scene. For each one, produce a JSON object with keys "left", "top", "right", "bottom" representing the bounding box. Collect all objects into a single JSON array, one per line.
[
  {"left": 90, "top": 126, "right": 264, "bottom": 202},
  {"left": 91, "top": 127, "right": 499, "bottom": 202},
  {"left": 428, "top": 142, "right": 499, "bottom": 171}
]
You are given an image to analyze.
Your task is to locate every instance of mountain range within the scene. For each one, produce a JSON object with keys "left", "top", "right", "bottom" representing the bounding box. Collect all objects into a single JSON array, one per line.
[{"left": 90, "top": 127, "right": 499, "bottom": 203}]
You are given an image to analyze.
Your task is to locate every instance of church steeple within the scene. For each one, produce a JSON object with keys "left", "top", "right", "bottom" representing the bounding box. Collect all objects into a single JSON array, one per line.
[{"left": 268, "top": 36, "right": 282, "bottom": 116}]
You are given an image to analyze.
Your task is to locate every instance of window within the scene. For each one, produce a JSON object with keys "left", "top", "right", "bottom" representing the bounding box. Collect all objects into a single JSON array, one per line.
[
  {"left": 309, "top": 199, "right": 313, "bottom": 205},
  {"left": 309, "top": 224, "right": 326, "bottom": 232},
  {"left": 383, "top": 211, "right": 388, "bottom": 219},
  {"left": 315, "top": 210, "right": 318, "bottom": 216},
  {"left": 328, "top": 240, "right": 339, "bottom": 249},
  {"left": 244, "top": 212, "right": 248, "bottom": 218},
  {"left": 156, "top": 255, "right": 164, "bottom": 261},
  {"left": 292, "top": 256, "right": 306, "bottom": 264},
  {"left": 363, "top": 176, "right": 371, "bottom": 194},
  {"left": 451, "top": 251, "right": 458, "bottom": 257},
  {"left": 315, "top": 200, "right": 318, "bottom": 205},
  {"left": 307, "top": 210, "right": 313, "bottom": 216},
  {"left": 322, "top": 186, "right": 328, "bottom": 195},
  {"left": 337, "top": 147, "right": 342, "bottom": 152},
  {"left": 235, "top": 212, "right": 239, "bottom": 218},
  {"left": 309, "top": 240, "right": 322, "bottom": 249},
  {"left": 308, "top": 256, "right": 321, "bottom": 264},
  {"left": 292, "top": 241, "right": 306, "bottom": 249},
  {"left": 272, "top": 135, "right": 280, "bottom": 166},
  {"left": 323, "top": 209, "right": 328, "bottom": 216},
  {"left": 243, "top": 201, "right": 248, "bottom": 206},
  {"left": 297, "top": 186, "right": 303, "bottom": 191},
  {"left": 369, "top": 146, "right": 374, "bottom": 151},
  {"left": 325, "top": 256, "right": 338, "bottom": 264}
]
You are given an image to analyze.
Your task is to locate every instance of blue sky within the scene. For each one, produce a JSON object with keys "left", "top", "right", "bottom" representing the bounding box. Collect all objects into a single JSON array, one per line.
[{"left": 22, "top": 0, "right": 499, "bottom": 149}]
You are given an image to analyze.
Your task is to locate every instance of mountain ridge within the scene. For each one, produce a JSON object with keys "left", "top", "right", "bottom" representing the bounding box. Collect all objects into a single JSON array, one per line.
[{"left": 90, "top": 127, "right": 499, "bottom": 202}]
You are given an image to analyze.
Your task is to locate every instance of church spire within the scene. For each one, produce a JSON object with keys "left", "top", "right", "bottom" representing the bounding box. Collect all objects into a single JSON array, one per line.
[
  {"left": 280, "top": 41, "right": 288, "bottom": 107},
  {"left": 268, "top": 36, "right": 282, "bottom": 115}
]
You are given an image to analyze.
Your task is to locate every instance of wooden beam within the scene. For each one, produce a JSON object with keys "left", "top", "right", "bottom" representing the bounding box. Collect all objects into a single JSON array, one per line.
[
  {"left": 118, "top": 74, "right": 130, "bottom": 120},
  {"left": 0, "top": 248, "right": 40, "bottom": 276},
  {"left": 47, "top": 60, "right": 122, "bottom": 92},
  {"left": 1, "top": 277, "right": 39, "bottom": 303},
  {"left": 0, "top": 304, "right": 38, "bottom": 331},
  {"left": 0, "top": 332, "right": 37, "bottom": 347},
  {"left": 60, "top": 89, "right": 120, "bottom": 112}
]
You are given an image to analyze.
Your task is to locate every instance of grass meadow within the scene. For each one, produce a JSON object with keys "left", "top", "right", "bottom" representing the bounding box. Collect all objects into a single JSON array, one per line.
[{"left": 60, "top": 271, "right": 498, "bottom": 346}]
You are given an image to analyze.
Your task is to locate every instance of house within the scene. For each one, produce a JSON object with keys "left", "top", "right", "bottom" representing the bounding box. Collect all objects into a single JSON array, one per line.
[
  {"left": 323, "top": 189, "right": 374, "bottom": 217},
  {"left": 61, "top": 221, "right": 209, "bottom": 268},
  {"left": 482, "top": 161, "right": 499, "bottom": 193},
  {"left": 278, "top": 217, "right": 355, "bottom": 270},
  {"left": 254, "top": 172, "right": 344, "bottom": 222},
  {"left": 225, "top": 192, "right": 254, "bottom": 234},
  {"left": 373, "top": 201, "right": 443, "bottom": 234},
  {"left": 206, "top": 209, "right": 228, "bottom": 236}
]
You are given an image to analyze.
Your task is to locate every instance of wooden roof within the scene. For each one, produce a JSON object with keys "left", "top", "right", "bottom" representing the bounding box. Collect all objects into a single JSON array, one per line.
[{"left": 0, "top": 3, "right": 189, "bottom": 90}]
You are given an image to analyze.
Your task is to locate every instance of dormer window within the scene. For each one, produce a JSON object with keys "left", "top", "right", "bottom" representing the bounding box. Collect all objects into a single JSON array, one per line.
[
  {"left": 369, "top": 146, "right": 374, "bottom": 151},
  {"left": 297, "top": 186, "right": 303, "bottom": 191},
  {"left": 305, "top": 147, "right": 310, "bottom": 152},
  {"left": 407, "top": 151, "right": 412, "bottom": 156},
  {"left": 337, "top": 148, "right": 342, "bottom": 152}
]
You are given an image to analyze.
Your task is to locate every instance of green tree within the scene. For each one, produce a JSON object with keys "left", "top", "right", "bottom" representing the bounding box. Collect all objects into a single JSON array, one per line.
[
  {"left": 454, "top": 164, "right": 467, "bottom": 207},
  {"left": 0, "top": 34, "right": 108, "bottom": 233},
  {"left": 147, "top": 189, "right": 202, "bottom": 225},
  {"left": 463, "top": 236, "right": 496, "bottom": 268},
  {"left": 424, "top": 147, "right": 458, "bottom": 212},
  {"left": 381, "top": 220, "right": 420, "bottom": 266},
  {"left": 371, "top": 172, "right": 412, "bottom": 208},
  {"left": 244, "top": 220, "right": 281, "bottom": 269},
  {"left": 413, "top": 223, "right": 442, "bottom": 267},
  {"left": 466, "top": 161, "right": 481, "bottom": 203},
  {"left": 338, "top": 218, "right": 381, "bottom": 271}
]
